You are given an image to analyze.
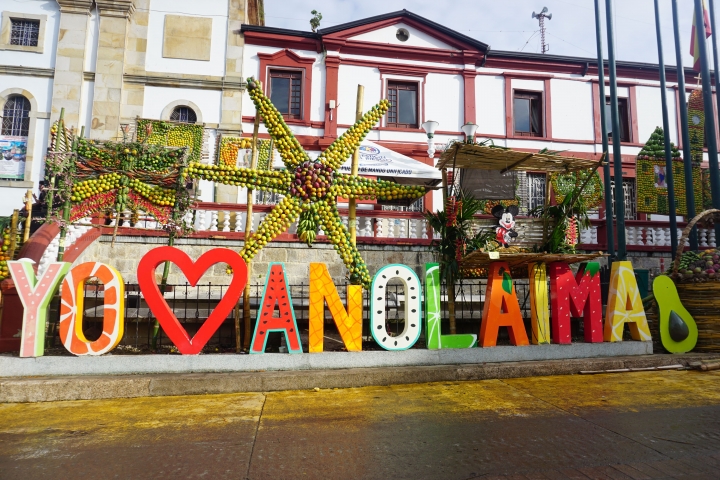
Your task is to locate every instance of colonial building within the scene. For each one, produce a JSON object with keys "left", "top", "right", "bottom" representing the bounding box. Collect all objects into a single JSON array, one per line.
[
  {"left": 1, "top": 6, "right": 716, "bottom": 280},
  {"left": 0, "top": 0, "right": 264, "bottom": 213}
]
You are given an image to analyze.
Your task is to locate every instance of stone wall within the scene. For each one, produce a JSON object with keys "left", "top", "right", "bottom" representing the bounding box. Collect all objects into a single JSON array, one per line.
[{"left": 73, "top": 235, "right": 436, "bottom": 286}]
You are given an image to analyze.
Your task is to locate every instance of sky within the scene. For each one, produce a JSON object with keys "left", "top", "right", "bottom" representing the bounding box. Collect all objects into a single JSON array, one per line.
[{"left": 264, "top": 0, "right": 720, "bottom": 68}]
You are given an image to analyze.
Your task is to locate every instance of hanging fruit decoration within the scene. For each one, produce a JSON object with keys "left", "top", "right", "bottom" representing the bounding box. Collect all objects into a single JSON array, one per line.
[
  {"left": 47, "top": 124, "right": 194, "bottom": 231},
  {"left": 635, "top": 126, "right": 702, "bottom": 215},
  {"left": 564, "top": 215, "right": 578, "bottom": 247},
  {"left": 187, "top": 77, "right": 426, "bottom": 288},
  {"left": 550, "top": 170, "right": 603, "bottom": 209},
  {"left": 217, "top": 135, "right": 252, "bottom": 166},
  {"left": 137, "top": 119, "right": 204, "bottom": 164}
]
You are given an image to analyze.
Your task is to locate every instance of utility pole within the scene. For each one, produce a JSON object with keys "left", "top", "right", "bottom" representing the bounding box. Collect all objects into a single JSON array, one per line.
[{"left": 532, "top": 7, "right": 552, "bottom": 54}]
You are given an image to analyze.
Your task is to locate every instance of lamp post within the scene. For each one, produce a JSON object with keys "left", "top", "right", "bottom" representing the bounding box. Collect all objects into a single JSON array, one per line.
[
  {"left": 422, "top": 120, "right": 439, "bottom": 158},
  {"left": 461, "top": 122, "right": 478, "bottom": 144}
]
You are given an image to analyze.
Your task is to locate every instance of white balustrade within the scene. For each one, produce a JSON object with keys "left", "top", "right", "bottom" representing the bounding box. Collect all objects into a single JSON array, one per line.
[
  {"left": 222, "top": 211, "right": 231, "bottom": 232},
  {"left": 398, "top": 219, "right": 407, "bottom": 238},
  {"left": 700, "top": 228, "right": 709, "bottom": 247},
  {"left": 709, "top": 229, "right": 717, "bottom": 247},
  {"left": 209, "top": 211, "right": 219, "bottom": 231},
  {"left": 196, "top": 209, "right": 207, "bottom": 231},
  {"left": 361, "top": 217, "right": 373, "bottom": 237}
]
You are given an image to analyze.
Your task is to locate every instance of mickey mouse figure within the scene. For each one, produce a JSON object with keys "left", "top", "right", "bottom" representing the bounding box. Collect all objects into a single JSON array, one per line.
[{"left": 491, "top": 205, "right": 519, "bottom": 248}]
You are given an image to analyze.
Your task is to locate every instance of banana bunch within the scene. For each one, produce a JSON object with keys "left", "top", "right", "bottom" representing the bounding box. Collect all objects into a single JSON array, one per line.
[{"left": 297, "top": 207, "right": 320, "bottom": 246}]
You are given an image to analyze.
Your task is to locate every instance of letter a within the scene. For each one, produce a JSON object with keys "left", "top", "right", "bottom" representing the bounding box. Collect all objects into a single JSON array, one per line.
[
  {"left": 549, "top": 262, "right": 604, "bottom": 344},
  {"left": 604, "top": 261, "right": 651, "bottom": 342},
  {"left": 250, "top": 263, "right": 303, "bottom": 354},
  {"left": 480, "top": 262, "right": 529, "bottom": 347},
  {"left": 9, "top": 259, "right": 71, "bottom": 357},
  {"left": 308, "top": 263, "right": 362, "bottom": 352}
]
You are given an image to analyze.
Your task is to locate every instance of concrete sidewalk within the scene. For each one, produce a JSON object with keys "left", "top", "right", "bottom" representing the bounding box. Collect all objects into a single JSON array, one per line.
[{"left": 2, "top": 353, "right": 718, "bottom": 403}]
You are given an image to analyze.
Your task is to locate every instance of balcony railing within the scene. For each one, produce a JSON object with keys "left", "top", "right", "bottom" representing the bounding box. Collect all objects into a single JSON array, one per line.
[{"left": 43, "top": 204, "right": 715, "bottom": 275}]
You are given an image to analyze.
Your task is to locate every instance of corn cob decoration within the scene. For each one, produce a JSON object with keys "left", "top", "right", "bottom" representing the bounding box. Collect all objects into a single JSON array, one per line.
[{"left": 188, "top": 77, "right": 426, "bottom": 288}]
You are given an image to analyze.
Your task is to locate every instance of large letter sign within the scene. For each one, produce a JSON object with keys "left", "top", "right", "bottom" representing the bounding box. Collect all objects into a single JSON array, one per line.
[
  {"left": 548, "top": 262, "right": 604, "bottom": 344},
  {"left": 138, "top": 247, "right": 248, "bottom": 355},
  {"left": 528, "top": 263, "right": 550, "bottom": 345},
  {"left": 250, "top": 263, "right": 303, "bottom": 354},
  {"left": 9, "top": 259, "right": 71, "bottom": 357},
  {"left": 604, "top": 261, "right": 652, "bottom": 342},
  {"left": 480, "top": 262, "right": 529, "bottom": 347},
  {"left": 371, "top": 264, "right": 422, "bottom": 351},
  {"left": 59, "top": 262, "right": 125, "bottom": 355},
  {"left": 308, "top": 263, "right": 362, "bottom": 352},
  {"left": 424, "top": 263, "right": 476, "bottom": 349}
]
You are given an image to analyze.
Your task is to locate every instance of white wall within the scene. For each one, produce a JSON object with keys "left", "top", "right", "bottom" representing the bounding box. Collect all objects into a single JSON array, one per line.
[
  {"left": 425, "top": 73, "right": 463, "bottom": 131},
  {"left": 635, "top": 85, "right": 678, "bottom": 144},
  {"left": 512, "top": 79, "right": 544, "bottom": 92},
  {"left": 145, "top": 0, "right": 228, "bottom": 77},
  {"left": 551, "top": 79, "right": 594, "bottom": 141},
  {"left": 142, "top": 86, "right": 222, "bottom": 124},
  {"left": 1, "top": 0, "right": 60, "bottom": 69},
  {"left": 0, "top": 75, "right": 53, "bottom": 112},
  {"left": 476, "top": 75, "right": 505, "bottom": 136},
  {"left": 349, "top": 23, "right": 458, "bottom": 50},
  {"left": 337, "top": 65, "right": 381, "bottom": 125},
  {"left": 84, "top": 6, "right": 99, "bottom": 72}
]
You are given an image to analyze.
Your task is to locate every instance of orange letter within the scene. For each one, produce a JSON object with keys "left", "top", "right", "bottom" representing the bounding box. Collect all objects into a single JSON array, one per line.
[
  {"left": 480, "top": 262, "right": 529, "bottom": 347},
  {"left": 308, "top": 263, "right": 362, "bottom": 352}
]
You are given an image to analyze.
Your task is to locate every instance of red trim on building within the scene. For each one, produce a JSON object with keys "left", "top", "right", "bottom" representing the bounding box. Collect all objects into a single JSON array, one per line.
[
  {"left": 324, "top": 55, "right": 340, "bottom": 138},
  {"left": 463, "top": 70, "right": 476, "bottom": 125},
  {"left": 628, "top": 85, "right": 640, "bottom": 144}
]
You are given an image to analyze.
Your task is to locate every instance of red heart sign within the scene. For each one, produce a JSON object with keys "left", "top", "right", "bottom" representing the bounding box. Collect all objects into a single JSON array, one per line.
[{"left": 137, "top": 247, "right": 248, "bottom": 355}]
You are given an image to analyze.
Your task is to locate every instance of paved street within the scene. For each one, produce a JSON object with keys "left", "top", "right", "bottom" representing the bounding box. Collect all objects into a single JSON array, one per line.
[{"left": 1, "top": 370, "right": 720, "bottom": 479}]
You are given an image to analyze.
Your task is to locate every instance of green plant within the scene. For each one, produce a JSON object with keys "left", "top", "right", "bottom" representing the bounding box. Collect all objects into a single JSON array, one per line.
[
  {"left": 529, "top": 184, "right": 591, "bottom": 254},
  {"left": 424, "top": 190, "right": 493, "bottom": 333},
  {"left": 310, "top": 10, "right": 322, "bottom": 32}
]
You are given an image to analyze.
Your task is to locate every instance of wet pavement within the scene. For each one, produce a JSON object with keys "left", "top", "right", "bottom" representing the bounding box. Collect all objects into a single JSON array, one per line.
[{"left": 1, "top": 370, "right": 719, "bottom": 479}]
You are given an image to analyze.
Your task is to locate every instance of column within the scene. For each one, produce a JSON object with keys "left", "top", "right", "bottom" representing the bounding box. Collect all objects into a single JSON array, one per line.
[
  {"left": 51, "top": 0, "right": 93, "bottom": 129},
  {"left": 90, "top": 0, "right": 134, "bottom": 140}
]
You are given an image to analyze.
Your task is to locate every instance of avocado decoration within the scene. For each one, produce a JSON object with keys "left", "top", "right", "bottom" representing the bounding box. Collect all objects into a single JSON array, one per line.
[{"left": 652, "top": 275, "right": 698, "bottom": 353}]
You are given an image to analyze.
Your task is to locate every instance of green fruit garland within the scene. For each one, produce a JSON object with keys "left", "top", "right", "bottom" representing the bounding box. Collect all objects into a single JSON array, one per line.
[
  {"left": 550, "top": 171, "right": 604, "bottom": 209},
  {"left": 186, "top": 77, "right": 426, "bottom": 288},
  {"left": 137, "top": 119, "right": 204, "bottom": 164},
  {"left": 688, "top": 90, "right": 705, "bottom": 166}
]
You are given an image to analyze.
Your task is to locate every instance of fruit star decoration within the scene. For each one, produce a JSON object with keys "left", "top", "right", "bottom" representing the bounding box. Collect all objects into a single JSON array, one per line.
[{"left": 187, "top": 77, "right": 426, "bottom": 288}]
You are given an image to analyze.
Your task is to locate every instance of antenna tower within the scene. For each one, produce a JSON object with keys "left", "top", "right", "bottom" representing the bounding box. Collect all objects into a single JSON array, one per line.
[{"left": 532, "top": 7, "right": 552, "bottom": 54}]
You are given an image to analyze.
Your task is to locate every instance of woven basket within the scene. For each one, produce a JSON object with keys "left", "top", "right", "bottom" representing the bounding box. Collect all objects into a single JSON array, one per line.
[{"left": 669, "top": 209, "right": 720, "bottom": 351}]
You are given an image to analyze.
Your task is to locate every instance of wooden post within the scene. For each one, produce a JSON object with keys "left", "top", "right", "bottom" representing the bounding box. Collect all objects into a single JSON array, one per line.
[
  {"left": 23, "top": 190, "right": 32, "bottom": 243},
  {"left": 441, "top": 169, "right": 448, "bottom": 204},
  {"left": 241, "top": 111, "right": 261, "bottom": 352},
  {"left": 56, "top": 133, "right": 78, "bottom": 261},
  {"left": 349, "top": 85, "right": 364, "bottom": 246}
]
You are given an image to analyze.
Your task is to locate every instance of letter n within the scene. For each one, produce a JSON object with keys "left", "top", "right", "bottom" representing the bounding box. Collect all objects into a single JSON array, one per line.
[{"left": 308, "top": 263, "right": 362, "bottom": 352}]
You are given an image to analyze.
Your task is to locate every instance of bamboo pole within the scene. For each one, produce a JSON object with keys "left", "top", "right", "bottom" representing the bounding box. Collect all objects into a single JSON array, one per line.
[
  {"left": 242, "top": 111, "right": 262, "bottom": 352},
  {"left": 56, "top": 133, "right": 78, "bottom": 261},
  {"left": 8, "top": 210, "right": 19, "bottom": 260},
  {"left": 349, "top": 85, "right": 364, "bottom": 246},
  {"left": 23, "top": 190, "right": 32, "bottom": 243},
  {"left": 46, "top": 108, "right": 66, "bottom": 222}
]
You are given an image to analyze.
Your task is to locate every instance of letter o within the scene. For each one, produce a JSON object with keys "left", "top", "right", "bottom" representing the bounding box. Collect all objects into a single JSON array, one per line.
[
  {"left": 370, "top": 264, "right": 422, "bottom": 351},
  {"left": 59, "top": 262, "right": 125, "bottom": 355}
]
